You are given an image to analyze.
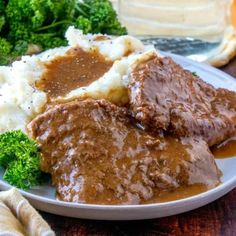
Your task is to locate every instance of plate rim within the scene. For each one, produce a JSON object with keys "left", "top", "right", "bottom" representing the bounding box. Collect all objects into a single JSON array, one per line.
[{"left": 1, "top": 163, "right": 236, "bottom": 210}]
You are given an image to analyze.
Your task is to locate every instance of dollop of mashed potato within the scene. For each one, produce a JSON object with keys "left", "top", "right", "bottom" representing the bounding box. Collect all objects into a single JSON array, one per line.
[
  {"left": 0, "top": 26, "right": 158, "bottom": 134},
  {"left": 0, "top": 66, "right": 46, "bottom": 133}
]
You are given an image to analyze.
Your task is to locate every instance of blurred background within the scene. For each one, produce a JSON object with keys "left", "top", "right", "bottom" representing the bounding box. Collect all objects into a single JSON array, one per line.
[{"left": 111, "top": 0, "right": 236, "bottom": 63}]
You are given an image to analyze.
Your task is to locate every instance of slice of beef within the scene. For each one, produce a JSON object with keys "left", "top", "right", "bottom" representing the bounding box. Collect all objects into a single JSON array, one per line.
[
  {"left": 28, "top": 99, "right": 220, "bottom": 204},
  {"left": 128, "top": 55, "right": 236, "bottom": 146}
]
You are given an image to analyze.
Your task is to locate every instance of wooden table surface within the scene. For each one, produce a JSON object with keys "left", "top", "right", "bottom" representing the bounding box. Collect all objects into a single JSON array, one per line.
[{"left": 40, "top": 58, "right": 236, "bottom": 236}]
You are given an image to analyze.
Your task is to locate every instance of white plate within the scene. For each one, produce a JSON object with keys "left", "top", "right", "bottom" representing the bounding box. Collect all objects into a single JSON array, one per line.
[{"left": 0, "top": 53, "right": 236, "bottom": 220}]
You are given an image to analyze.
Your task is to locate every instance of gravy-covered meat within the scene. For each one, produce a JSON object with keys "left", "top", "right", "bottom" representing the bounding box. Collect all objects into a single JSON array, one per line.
[
  {"left": 128, "top": 55, "right": 236, "bottom": 146},
  {"left": 28, "top": 99, "right": 220, "bottom": 204}
]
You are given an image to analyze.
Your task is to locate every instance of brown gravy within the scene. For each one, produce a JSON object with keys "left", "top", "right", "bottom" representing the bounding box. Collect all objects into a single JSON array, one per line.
[
  {"left": 28, "top": 99, "right": 221, "bottom": 205},
  {"left": 211, "top": 136, "right": 236, "bottom": 159},
  {"left": 29, "top": 50, "right": 236, "bottom": 204},
  {"left": 36, "top": 47, "right": 113, "bottom": 98},
  {"left": 128, "top": 55, "right": 236, "bottom": 147},
  {"left": 147, "top": 184, "right": 208, "bottom": 203}
]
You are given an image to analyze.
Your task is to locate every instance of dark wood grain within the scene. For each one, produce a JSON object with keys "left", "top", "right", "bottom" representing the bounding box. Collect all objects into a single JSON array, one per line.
[{"left": 40, "top": 58, "right": 236, "bottom": 236}]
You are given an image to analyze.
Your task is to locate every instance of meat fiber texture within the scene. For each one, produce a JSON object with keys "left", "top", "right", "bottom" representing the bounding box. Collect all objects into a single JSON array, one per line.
[
  {"left": 28, "top": 99, "right": 220, "bottom": 204},
  {"left": 128, "top": 54, "right": 236, "bottom": 146}
]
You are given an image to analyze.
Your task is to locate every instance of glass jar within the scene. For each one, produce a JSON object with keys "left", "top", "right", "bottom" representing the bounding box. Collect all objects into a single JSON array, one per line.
[{"left": 118, "top": 0, "right": 233, "bottom": 61}]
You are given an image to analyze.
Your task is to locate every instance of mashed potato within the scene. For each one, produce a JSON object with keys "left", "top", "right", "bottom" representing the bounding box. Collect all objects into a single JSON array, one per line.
[
  {"left": 0, "top": 66, "right": 46, "bottom": 133},
  {"left": 0, "top": 26, "right": 157, "bottom": 134}
]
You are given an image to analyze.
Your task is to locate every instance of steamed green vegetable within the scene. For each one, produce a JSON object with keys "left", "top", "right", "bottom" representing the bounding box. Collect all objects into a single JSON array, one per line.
[
  {"left": 0, "top": 38, "right": 12, "bottom": 65},
  {"left": 0, "top": 0, "right": 127, "bottom": 65},
  {"left": 0, "top": 130, "right": 42, "bottom": 189},
  {"left": 0, "top": 0, "right": 5, "bottom": 32},
  {"left": 75, "top": 0, "right": 127, "bottom": 35}
]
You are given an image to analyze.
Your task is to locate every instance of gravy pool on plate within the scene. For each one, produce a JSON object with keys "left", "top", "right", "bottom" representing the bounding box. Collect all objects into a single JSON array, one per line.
[{"left": 211, "top": 136, "right": 236, "bottom": 158}]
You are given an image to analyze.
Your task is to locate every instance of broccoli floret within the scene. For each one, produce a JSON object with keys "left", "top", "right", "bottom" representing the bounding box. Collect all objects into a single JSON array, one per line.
[
  {"left": 13, "top": 40, "right": 28, "bottom": 56},
  {"left": 104, "top": 21, "right": 128, "bottom": 36},
  {"left": 0, "top": 0, "right": 6, "bottom": 31},
  {"left": 0, "top": 38, "right": 13, "bottom": 65},
  {"left": 0, "top": 38, "right": 28, "bottom": 65},
  {"left": 8, "top": 24, "right": 32, "bottom": 42},
  {"left": 88, "top": 0, "right": 118, "bottom": 31},
  {"left": 0, "top": 130, "right": 43, "bottom": 189},
  {"left": 6, "top": 0, "right": 33, "bottom": 28},
  {"left": 31, "top": 33, "right": 67, "bottom": 50},
  {"left": 5, "top": 0, "right": 75, "bottom": 49},
  {"left": 6, "top": 0, "right": 75, "bottom": 30},
  {"left": 0, "top": 0, "right": 5, "bottom": 13},
  {"left": 76, "top": 0, "right": 127, "bottom": 35},
  {"left": 75, "top": 16, "right": 92, "bottom": 34},
  {"left": 0, "top": 16, "right": 5, "bottom": 31},
  {"left": 47, "top": 0, "right": 76, "bottom": 22},
  {"left": 0, "top": 37, "right": 12, "bottom": 54},
  {"left": 0, "top": 0, "right": 127, "bottom": 65},
  {"left": 6, "top": 0, "right": 71, "bottom": 33}
]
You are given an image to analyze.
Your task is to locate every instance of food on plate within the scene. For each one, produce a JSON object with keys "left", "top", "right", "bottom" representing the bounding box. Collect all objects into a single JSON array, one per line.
[
  {"left": 0, "top": 0, "right": 126, "bottom": 65},
  {"left": 211, "top": 136, "right": 236, "bottom": 159},
  {"left": 0, "top": 130, "right": 42, "bottom": 189},
  {"left": 0, "top": 26, "right": 235, "bottom": 204},
  {"left": 128, "top": 55, "right": 236, "bottom": 146},
  {"left": 0, "top": 26, "right": 146, "bottom": 134},
  {"left": 28, "top": 99, "right": 220, "bottom": 204}
]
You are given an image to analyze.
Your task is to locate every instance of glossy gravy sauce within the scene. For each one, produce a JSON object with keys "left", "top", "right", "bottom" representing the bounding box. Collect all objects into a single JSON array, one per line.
[
  {"left": 29, "top": 99, "right": 221, "bottom": 204},
  {"left": 30, "top": 48, "right": 231, "bottom": 204},
  {"left": 148, "top": 184, "right": 208, "bottom": 203},
  {"left": 36, "top": 47, "right": 113, "bottom": 98},
  {"left": 211, "top": 136, "right": 236, "bottom": 159}
]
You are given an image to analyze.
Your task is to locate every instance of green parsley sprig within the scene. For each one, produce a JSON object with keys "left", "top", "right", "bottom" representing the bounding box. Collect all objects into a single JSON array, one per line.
[{"left": 0, "top": 130, "right": 42, "bottom": 189}]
